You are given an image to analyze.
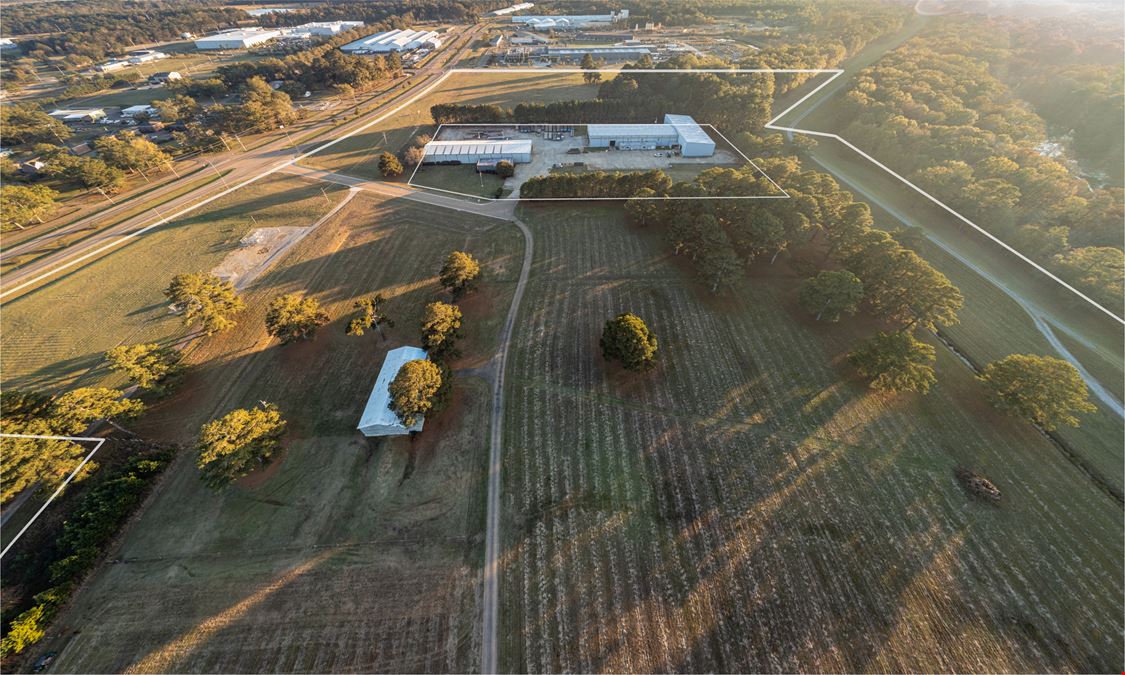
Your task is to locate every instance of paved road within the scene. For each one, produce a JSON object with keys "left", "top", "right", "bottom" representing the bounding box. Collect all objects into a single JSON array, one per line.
[{"left": 0, "top": 22, "right": 484, "bottom": 300}]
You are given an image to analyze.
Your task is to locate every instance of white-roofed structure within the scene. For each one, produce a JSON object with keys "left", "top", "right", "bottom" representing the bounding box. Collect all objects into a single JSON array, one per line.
[
  {"left": 340, "top": 28, "right": 442, "bottom": 53},
  {"left": 357, "top": 346, "right": 429, "bottom": 437},
  {"left": 423, "top": 139, "right": 532, "bottom": 164},
  {"left": 121, "top": 104, "right": 158, "bottom": 118},
  {"left": 194, "top": 28, "right": 281, "bottom": 50},
  {"left": 288, "top": 21, "right": 365, "bottom": 37},
  {"left": 586, "top": 114, "right": 715, "bottom": 157},
  {"left": 488, "top": 2, "right": 534, "bottom": 16},
  {"left": 512, "top": 10, "right": 628, "bottom": 30}
]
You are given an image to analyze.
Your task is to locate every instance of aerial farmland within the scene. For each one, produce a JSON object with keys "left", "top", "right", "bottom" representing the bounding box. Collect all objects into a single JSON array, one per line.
[{"left": 0, "top": 1, "right": 1122, "bottom": 674}]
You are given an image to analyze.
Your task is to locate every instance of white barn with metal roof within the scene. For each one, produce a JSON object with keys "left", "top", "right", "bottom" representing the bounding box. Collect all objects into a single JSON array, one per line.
[
  {"left": 586, "top": 114, "right": 715, "bottom": 157},
  {"left": 422, "top": 139, "right": 532, "bottom": 164},
  {"left": 357, "top": 346, "right": 429, "bottom": 437}
]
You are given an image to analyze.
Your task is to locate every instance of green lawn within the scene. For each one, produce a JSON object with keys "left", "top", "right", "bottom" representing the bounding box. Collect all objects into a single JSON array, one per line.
[
  {"left": 411, "top": 163, "right": 507, "bottom": 199},
  {"left": 498, "top": 203, "right": 1123, "bottom": 673},
  {"left": 0, "top": 174, "right": 349, "bottom": 394}
]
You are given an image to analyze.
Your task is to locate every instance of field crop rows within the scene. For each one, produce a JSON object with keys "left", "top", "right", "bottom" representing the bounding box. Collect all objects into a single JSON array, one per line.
[
  {"left": 43, "top": 194, "right": 524, "bottom": 673},
  {"left": 497, "top": 205, "right": 1123, "bottom": 672},
  {"left": 0, "top": 174, "right": 349, "bottom": 394}
]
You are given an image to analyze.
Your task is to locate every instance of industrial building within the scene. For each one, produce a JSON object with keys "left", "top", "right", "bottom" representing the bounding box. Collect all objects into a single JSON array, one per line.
[
  {"left": 544, "top": 45, "right": 652, "bottom": 63},
  {"left": 512, "top": 10, "right": 628, "bottom": 30},
  {"left": 357, "top": 346, "right": 429, "bottom": 437},
  {"left": 121, "top": 104, "right": 158, "bottom": 118},
  {"left": 48, "top": 108, "right": 107, "bottom": 124},
  {"left": 194, "top": 28, "right": 281, "bottom": 50},
  {"left": 422, "top": 139, "right": 532, "bottom": 165},
  {"left": 587, "top": 114, "right": 716, "bottom": 157},
  {"left": 95, "top": 60, "right": 131, "bottom": 73},
  {"left": 488, "top": 2, "right": 534, "bottom": 16},
  {"left": 287, "top": 21, "right": 365, "bottom": 37},
  {"left": 340, "top": 28, "right": 442, "bottom": 53},
  {"left": 149, "top": 71, "right": 183, "bottom": 84},
  {"left": 127, "top": 49, "right": 168, "bottom": 64}
]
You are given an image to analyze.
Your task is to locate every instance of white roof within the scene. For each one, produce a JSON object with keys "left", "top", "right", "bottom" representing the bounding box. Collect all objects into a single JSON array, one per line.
[
  {"left": 341, "top": 28, "right": 440, "bottom": 51},
  {"left": 122, "top": 104, "right": 156, "bottom": 114},
  {"left": 587, "top": 123, "right": 677, "bottom": 139},
  {"left": 197, "top": 28, "right": 280, "bottom": 42},
  {"left": 357, "top": 346, "right": 429, "bottom": 436},
  {"left": 424, "top": 139, "right": 532, "bottom": 157},
  {"left": 664, "top": 114, "right": 713, "bottom": 145}
]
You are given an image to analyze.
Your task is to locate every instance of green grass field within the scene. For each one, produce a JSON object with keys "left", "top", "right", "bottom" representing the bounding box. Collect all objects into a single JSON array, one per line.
[
  {"left": 497, "top": 203, "right": 1123, "bottom": 672},
  {"left": 411, "top": 164, "right": 507, "bottom": 199},
  {"left": 301, "top": 71, "right": 596, "bottom": 182},
  {"left": 41, "top": 194, "right": 524, "bottom": 673},
  {"left": 0, "top": 174, "right": 349, "bottom": 394}
]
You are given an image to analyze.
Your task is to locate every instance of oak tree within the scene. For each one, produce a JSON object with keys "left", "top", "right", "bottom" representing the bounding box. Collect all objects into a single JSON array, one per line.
[
  {"left": 978, "top": 354, "right": 1096, "bottom": 429},
  {"left": 196, "top": 403, "right": 286, "bottom": 489},
  {"left": 601, "top": 313, "right": 658, "bottom": 372}
]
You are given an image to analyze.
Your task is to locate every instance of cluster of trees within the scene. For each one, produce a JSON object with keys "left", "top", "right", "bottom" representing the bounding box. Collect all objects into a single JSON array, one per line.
[
  {"left": 739, "top": 1, "right": 908, "bottom": 94},
  {"left": 1, "top": 442, "right": 174, "bottom": 658},
  {"left": 0, "top": 388, "right": 145, "bottom": 504},
  {"left": 212, "top": 42, "right": 400, "bottom": 96},
  {"left": 195, "top": 403, "right": 287, "bottom": 489},
  {"left": 387, "top": 250, "right": 482, "bottom": 428},
  {"left": 433, "top": 55, "right": 776, "bottom": 134},
  {"left": 601, "top": 313, "right": 658, "bottom": 372},
  {"left": 623, "top": 157, "right": 965, "bottom": 393},
  {"left": 0, "top": 185, "right": 60, "bottom": 231},
  {"left": 1000, "top": 17, "right": 1125, "bottom": 186},
  {"left": 204, "top": 77, "right": 300, "bottom": 136},
  {"left": 253, "top": 0, "right": 495, "bottom": 28},
  {"left": 4, "top": 0, "right": 245, "bottom": 64},
  {"left": 838, "top": 21, "right": 1124, "bottom": 309},
  {"left": 521, "top": 170, "right": 671, "bottom": 200}
]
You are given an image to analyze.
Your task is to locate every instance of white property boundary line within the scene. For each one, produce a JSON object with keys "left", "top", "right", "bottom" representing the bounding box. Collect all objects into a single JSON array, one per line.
[
  {"left": 406, "top": 122, "right": 790, "bottom": 201},
  {"left": 0, "top": 70, "right": 460, "bottom": 302},
  {"left": 7, "top": 65, "right": 1114, "bottom": 326},
  {"left": 0, "top": 434, "right": 106, "bottom": 559},
  {"left": 449, "top": 67, "right": 1124, "bottom": 325}
]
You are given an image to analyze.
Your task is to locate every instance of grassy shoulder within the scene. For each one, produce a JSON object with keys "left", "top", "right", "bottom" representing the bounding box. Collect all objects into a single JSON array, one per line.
[{"left": 0, "top": 174, "right": 349, "bottom": 394}]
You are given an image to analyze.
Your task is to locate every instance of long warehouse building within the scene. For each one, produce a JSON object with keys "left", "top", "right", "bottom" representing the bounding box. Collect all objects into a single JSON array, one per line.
[
  {"left": 341, "top": 28, "right": 442, "bottom": 53},
  {"left": 587, "top": 113, "right": 716, "bottom": 157},
  {"left": 194, "top": 28, "right": 280, "bottom": 50},
  {"left": 422, "top": 139, "right": 532, "bottom": 164}
]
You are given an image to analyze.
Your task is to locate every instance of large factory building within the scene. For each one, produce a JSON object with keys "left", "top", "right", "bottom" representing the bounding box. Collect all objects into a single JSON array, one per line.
[
  {"left": 587, "top": 114, "right": 716, "bottom": 157},
  {"left": 422, "top": 139, "right": 533, "bottom": 164}
]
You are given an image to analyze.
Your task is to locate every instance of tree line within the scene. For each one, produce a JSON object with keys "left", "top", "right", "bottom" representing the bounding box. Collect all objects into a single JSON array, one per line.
[
  {"left": 432, "top": 55, "right": 776, "bottom": 134},
  {"left": 837, "top": 20, "right": 1124, "bottom": 311}
]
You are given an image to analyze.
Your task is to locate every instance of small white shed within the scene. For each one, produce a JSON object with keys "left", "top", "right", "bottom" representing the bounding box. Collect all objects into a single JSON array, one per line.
[{"left": 357, "top": 346, "right": 429, "bottom": 437}]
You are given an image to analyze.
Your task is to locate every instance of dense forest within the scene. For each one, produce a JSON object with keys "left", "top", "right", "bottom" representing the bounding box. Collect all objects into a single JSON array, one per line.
[
  {"left": 2, "top": 1, "right": 246, "bottom": 65},
  {"left": 836, "top": 19, "right": 1124, "bottom": 311},
  {"left": 246, "top": 0, "right": 505, "bottom": 28}
]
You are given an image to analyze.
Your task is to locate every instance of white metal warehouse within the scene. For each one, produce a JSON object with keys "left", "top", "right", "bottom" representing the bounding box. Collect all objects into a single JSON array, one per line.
[
  {"left": 357, "top": 346, "right": 429, "bottom": 437},
  {"left": 586, "top": 114, "right": 716, "bottom": 157},
  {"left": 422, "top": 139, "right": 532, "bottom": 164},
  {"left": 194, "top": 28, "right": 281, "bottom": 50},
  {"left": 340, "top": 28, "right": 442, "bottom": 53}
]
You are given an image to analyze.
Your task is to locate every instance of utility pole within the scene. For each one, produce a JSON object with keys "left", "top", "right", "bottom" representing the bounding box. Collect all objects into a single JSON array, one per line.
[
  {"left": 208, "top": 160, "right": 230, "bottom": 188},
  {"left": 96, "top": 187, "right": 116, "bottom": 205}
]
